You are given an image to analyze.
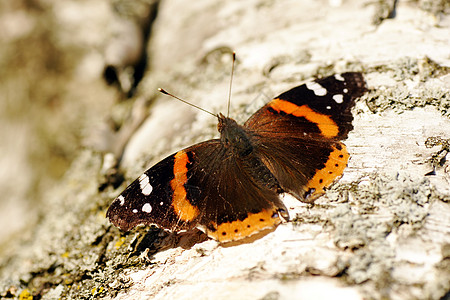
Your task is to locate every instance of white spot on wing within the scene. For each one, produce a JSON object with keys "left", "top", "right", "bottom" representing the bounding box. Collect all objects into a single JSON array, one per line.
[
  {"left": 343, "top": 88, "right": 348, "bottom": 93},
  {"left": 132, "top": 209, "right": 138, "bottom": 213},
  {"left": 335, "top": 74, "right": 345, "bottom": 81},
  {"left": 142, "top": 203, "right": 152, "bottom": 213},
  {"left": 326, "top": 106, "right": 331, "bottom": 110},
  {"left": 139, "top": 174, "right": 153, "bottom": 196},
  {"left": 333, "top": 94, "right": 344, "bottom": 104},
  {"left": 160, "top": 201, "right": 163, "bottom": 205},
  {"left": 117, "top": 195, "right": 125, "bottom": 206},
  {"left": 306, "top": 82, "right": 327, "bottom": 96}
]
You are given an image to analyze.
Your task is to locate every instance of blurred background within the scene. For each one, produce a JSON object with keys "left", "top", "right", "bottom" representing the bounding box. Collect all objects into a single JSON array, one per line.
[{"left": 0, "top": 0, "right": 122, "bottom": 243}]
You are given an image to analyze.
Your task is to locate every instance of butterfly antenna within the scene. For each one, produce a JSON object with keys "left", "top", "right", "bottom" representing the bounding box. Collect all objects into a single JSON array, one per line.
[
  {"left": 227, "top": 52, "right": 236, "bottom": 117},
  {"left": 158, "top": 88, "right": 216, "bottom": 117}
]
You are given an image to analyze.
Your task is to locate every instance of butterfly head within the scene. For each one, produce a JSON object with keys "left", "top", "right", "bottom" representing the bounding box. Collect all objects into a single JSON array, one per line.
[{"left": 217, "top": 113, "right": 253, "bottom": 156}]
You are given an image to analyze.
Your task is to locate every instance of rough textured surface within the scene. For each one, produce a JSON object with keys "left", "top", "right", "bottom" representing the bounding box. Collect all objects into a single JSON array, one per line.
[{"left": 0, "top": 0, "right": 449, "bottom": 299}]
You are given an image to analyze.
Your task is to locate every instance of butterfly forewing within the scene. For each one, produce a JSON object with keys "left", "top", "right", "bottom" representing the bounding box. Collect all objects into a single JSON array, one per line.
[{"left": 107, "top": 153, "right": 193, "bottom": 232}]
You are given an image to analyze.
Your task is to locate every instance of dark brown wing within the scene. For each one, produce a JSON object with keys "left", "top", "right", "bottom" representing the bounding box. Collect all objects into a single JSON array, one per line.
[
  {"left": 107, "top": 139, "right": 288, "bottom": 242},
  {"left": 244, "top": 72, "right": 366, "bottom": 202}
]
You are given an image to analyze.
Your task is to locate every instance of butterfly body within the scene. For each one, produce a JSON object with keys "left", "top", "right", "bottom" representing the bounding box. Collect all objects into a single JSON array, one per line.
[
  {"left": 107, "top": 72, "right": 367, "bottom": 242},
  {"left": 218, "top": 113, "right": 282, "bottom": 192}
]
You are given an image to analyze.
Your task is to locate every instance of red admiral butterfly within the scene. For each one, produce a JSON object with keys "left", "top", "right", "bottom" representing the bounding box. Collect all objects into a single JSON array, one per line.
[{"left": 107, "top": 72, "right": 367, "bottom": 242}]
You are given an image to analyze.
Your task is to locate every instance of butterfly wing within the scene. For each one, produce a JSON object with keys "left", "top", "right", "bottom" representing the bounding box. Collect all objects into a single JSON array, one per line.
[
  {"left": 245, "top": 72, "right": 366, "bottom": 202},
  {"left": 107, "top": 140, "right": 289, "bottom": 242},
  {"left": 106, "top": 151, "right": 194, "bottom": 233}
]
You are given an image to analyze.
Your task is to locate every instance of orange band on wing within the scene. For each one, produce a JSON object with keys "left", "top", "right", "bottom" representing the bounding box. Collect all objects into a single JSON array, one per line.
[
  {"left": 269, "top": 99, "right": 339, "bottom": 138},
  {"left": 171, "top": 151, "right": 200, "bottom": 222},
  {"left": 305, "top": 144, "right": 349, "bottom": 198},
  {"left": 206, "top": 208, "right": 282, "bottom": 242}
]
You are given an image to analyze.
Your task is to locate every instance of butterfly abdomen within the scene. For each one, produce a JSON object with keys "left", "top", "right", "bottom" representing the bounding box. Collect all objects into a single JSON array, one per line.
[{"left": 242, "top": 154, "right": 282, "bottom": 193}]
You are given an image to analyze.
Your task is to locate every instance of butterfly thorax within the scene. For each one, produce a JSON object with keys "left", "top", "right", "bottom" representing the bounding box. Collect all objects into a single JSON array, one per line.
[
  {"left": 217, "top": 113, "right": 253, "bottom": 157},
  {"left": 217, "top": 113, "right": 282, "bottom": 193}
]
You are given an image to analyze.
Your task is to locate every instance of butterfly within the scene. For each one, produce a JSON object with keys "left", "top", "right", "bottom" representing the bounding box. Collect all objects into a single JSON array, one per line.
[{"left": 107, "top": 72, "right": 367, "bottom": 242}]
